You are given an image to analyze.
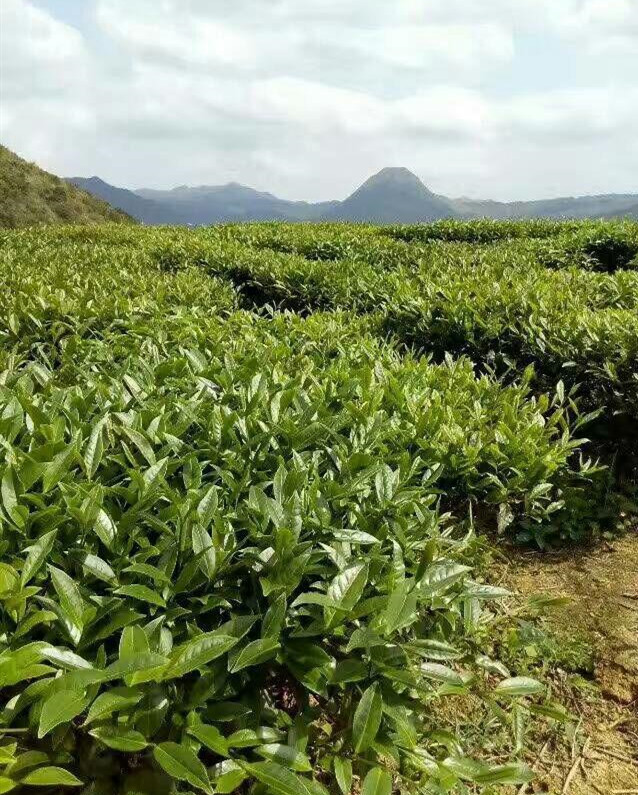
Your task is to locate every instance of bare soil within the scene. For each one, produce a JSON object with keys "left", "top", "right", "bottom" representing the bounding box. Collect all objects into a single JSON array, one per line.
[{"left": 507, "top": 531, "right": 638, "bottom": 794}]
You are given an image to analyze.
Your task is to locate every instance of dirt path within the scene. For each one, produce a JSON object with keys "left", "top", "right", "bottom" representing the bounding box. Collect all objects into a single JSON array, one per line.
[{"left": 508, "top": 531, "right": 638, "bottom": 794}]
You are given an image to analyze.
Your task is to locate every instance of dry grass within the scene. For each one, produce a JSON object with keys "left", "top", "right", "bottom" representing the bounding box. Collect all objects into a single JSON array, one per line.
[{"left": 508, "top": 531, "right": 638, "bottom": 794}]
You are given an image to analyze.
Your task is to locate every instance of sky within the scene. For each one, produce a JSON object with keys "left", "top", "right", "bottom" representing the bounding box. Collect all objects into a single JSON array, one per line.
[{"left": 1, "top": 0, "right": 637, "bottom": 202}]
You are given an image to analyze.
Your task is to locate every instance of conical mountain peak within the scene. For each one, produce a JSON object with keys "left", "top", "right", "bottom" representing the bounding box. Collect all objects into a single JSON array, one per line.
[{"left": 325, "top": 166, "right": 454, "bottom": 223}]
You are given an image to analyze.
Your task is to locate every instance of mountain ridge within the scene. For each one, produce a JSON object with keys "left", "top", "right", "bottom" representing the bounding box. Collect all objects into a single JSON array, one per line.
[
  {"left": 603, "top": 201, "right": 638, "bottom": 220},
  {"left": 68, "top": 167, "right": 638, "bottom": 226}
]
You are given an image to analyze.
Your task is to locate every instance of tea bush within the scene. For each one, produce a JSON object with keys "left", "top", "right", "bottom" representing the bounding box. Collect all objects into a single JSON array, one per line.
[
  {"left": 0, "top": 219, "right": 635, "bottom": 794},
  {"left": 536, "top": 227, "right": 638, "bottom": 272},
  {"left": 1, "top": 317, "right": 571, "bottom": 794},
  {"left": 148, "top": 223, "right": 638, "bottom": 439},
  {"left": 382, "top": 219, "right": 580, "bottom": 244}
]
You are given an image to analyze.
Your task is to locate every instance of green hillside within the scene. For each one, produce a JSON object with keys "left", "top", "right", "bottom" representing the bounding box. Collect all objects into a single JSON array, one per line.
[{"left": 0, "top": 145, "right": 133, "bottom": 227}]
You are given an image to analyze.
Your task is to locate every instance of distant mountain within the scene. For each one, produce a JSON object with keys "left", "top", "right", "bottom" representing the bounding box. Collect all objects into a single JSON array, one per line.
[
  {"left": 450, "top": 193, "right": 638, "bottom": 220},
  {"left": 67, "top": 176, "right": 176, "bottom": 224},
  {"left": 323, "top": 167, "right": 456, "bottom": 223},
  {"left": 0, "top": 146, "right": 131, "bottom": 228},
  {"left": 603, "top": 202, "right": 638, "bottom": 220},
  {"left": 65, "top": 165, "right": 638, "bottom": 226},
  {"left": 135, "top": 183, "right": 339, "bottom": 224}
]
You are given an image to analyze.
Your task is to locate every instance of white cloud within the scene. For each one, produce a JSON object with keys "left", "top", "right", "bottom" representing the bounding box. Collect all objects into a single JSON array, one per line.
[
  {"left": 339, "top": 24, "right": 513, "bottom": 72},
  {"left": 0, "top": 0, "right": 96, "bottom": 166},
  {"left": 1, "top": 0, "right": 637, "bottom": 202},
  {"left": 0, "top": 0, "right": 89, "bottom": 98},
  {"left": 501, "top": 87, "right": 638, "bottom": 141},
  {"left": 96, "top": 2, "right": 263, "bottom": 69},
  {"left": 541, "top": 0, "right": 638, "bottom": 56},
  {"left": 94, "top": 0, "right": 515, "bottom": 82}
]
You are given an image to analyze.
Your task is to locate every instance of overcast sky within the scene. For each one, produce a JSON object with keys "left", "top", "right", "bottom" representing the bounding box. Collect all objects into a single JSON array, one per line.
[{"left": 1, "top": 0, "right": 637, "bottom": 201}]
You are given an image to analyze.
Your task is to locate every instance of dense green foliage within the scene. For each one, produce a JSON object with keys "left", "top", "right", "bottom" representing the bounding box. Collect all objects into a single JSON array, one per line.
[
  {"left": 0, "top": 146, "right": 132, "bottom": 229},
  {"left": 151, "top": 220, "right": 638, "bottom": 439},
  {"left": 0, "top": 219, "right": 636, "bottom": 794}
]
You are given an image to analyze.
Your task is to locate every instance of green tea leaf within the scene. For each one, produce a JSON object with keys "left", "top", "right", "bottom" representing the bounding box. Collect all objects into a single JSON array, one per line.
[
  {"left": 164, "top": 633, "right": 238, "bottom": 679},
  {"left": 19, "top": 767, "right": 82, "bottom": 787},
  {"left": 92, "top": 509, "right": 116, "bottom": 549},
  {"left": 48, "top": 565, "right": 85, "bottom": 641},
  {"left": 114, "top": 584, "right": 166, "bottom": 608},
  {"left": 83, "top": 418, "right": 106, "bottom": 480},
  {"left": 362, "top": 767, "right": 392, "bottom": 795},
  {"left": 325, "top": 563, "right": 368, "bottom": 627},
  {"left": 21, "top": 530, "right": 57, "bottom": 587},
  {"left": 419, "top": 563, "right": 471, "bottom": 598},
  {"left": 241, "top": 761, "right": 316, "bottom": 795},
  {"left": 330, "top": 659, "right": 368, "bottom": 684},
  {"left": 352, "top": 683, "right": 383, "bottom": 753},
  {"left": 106, "top": 652, "right": 168, "bottom": 680},
  {"left": 1, "top": 465, "right": 23, "bottom": 528},
  {"left": 333, "top": 757, "right": 353, "bottom": 794},
  {"left": 153, "top": 742, "right": 212, "bottom": 794},
  {"left": 255, "top": 743, "right": 312, "bottom": 772},
  {"left": 197, "top": 485, "right": 218, "bottom": 529},
  {"left": 228, "top": 638, "right": 279, "bottom": 673},
  {"left": 38, "top": 689, "right": 87, "bottom": 738},
  {"left": 42, "top": 442, "right": 77, "bottom": 493},
  {"left": 81, "top": 553, "right": 117, "bottom": 584},
  {"left": 420, "top": 663, "right": 465, "bottom": 687},
  {"left": 191, "top": 524, "right": 216, "bottom": 580},
  {"left": 85, "top": 687, "right": 142, "bottom": 724},
  {"left": 187, "top": 720, "right": 229, "bottom": 757},
  {"left": 383, "top": 579, "right": 418, "bottom": 635},
  {"left": 262, "top": 593, "right": 287, "bottom": 638},
  {"left": 89, "top": 725, "right": 148, "bottom": 752}
]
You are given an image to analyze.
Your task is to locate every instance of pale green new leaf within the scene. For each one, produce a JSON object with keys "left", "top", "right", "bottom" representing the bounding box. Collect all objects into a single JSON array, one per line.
[
  {"left": 48, "top": 565, "right": 85, "bottom": 641},
  {"left": 325, "top": 563, "right": 368, "bottom": 627},
  {"left": 83, "top": 418, "right": 106, "bottom": 480},
  {"left": 42, "top": 442, "right": 77, "bottom": 494},
  {"left": 192, "top": 524, "right": 216, "bottom": 581},
  {"left": 197, "top": 485, "right": 218, "bottom": 529},
  {"left": 92, "top": 509, "right": 116, "bottom": 549},
  {"left": 21, "top": 530, "right": 57, "bottom": 587}
]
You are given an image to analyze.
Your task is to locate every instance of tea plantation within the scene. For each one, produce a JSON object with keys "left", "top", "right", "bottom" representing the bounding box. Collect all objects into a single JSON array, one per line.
[{"left": 0, "top": 220, "right": 636, "bottom": 794}]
